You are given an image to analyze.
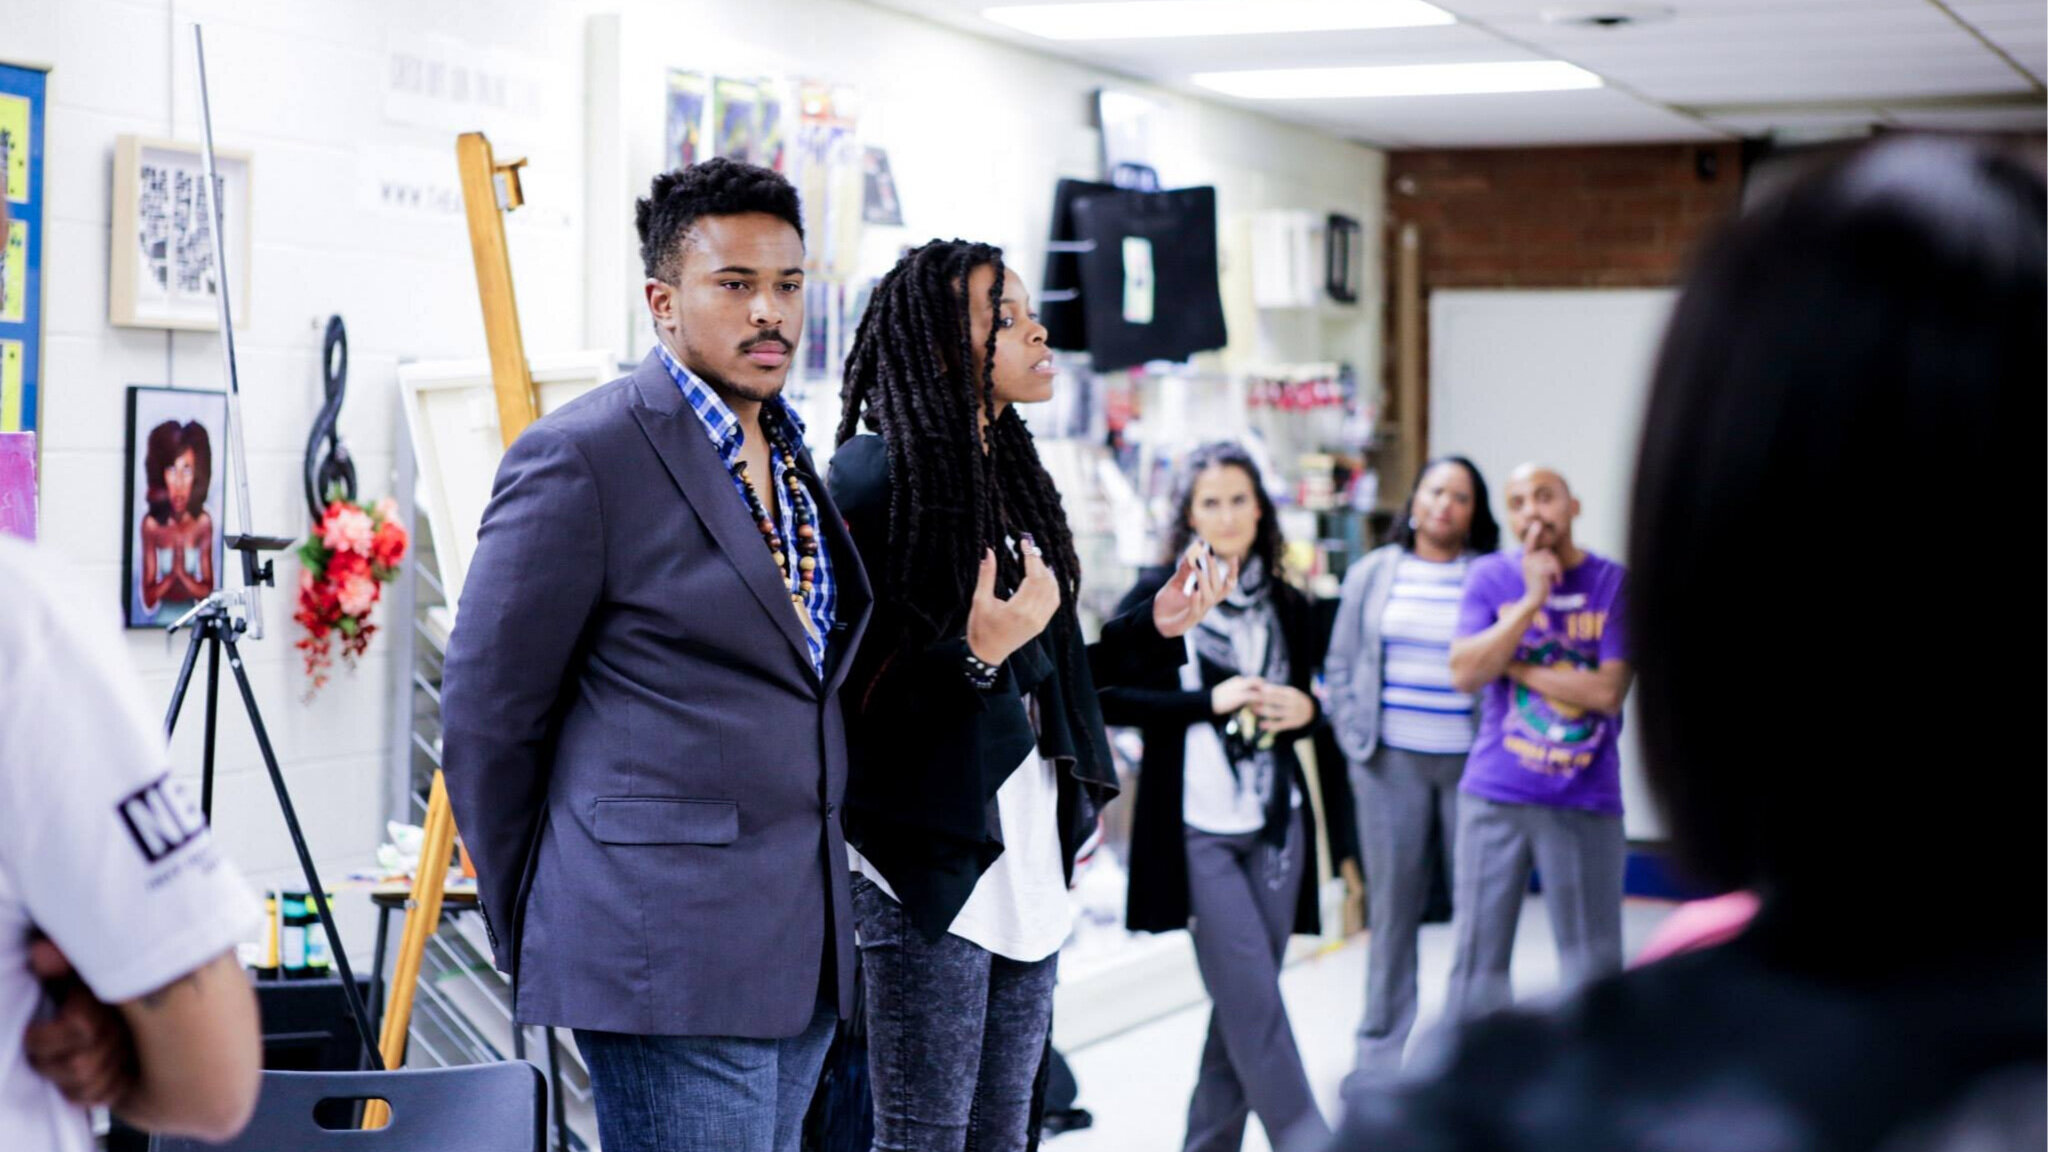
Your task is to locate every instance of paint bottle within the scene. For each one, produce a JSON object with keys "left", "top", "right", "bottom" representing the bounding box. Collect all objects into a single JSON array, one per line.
[
  {"left": 253, "top": 893, "right": 280, "bottom": 980},
  {"left": 279, "top": 889, "right": 311, "bottom": 977},
  {"left": 303, "top": 893, "right": 334, "bottom": 976}
]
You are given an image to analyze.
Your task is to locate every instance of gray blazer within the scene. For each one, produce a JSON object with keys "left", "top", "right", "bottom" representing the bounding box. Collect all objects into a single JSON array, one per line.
[
  {"left": 440, "top": 350, "right": 873, "bottom": 1039},
  {"left": 1324, "top": 543, "right": 1480, "bottom": 767}
]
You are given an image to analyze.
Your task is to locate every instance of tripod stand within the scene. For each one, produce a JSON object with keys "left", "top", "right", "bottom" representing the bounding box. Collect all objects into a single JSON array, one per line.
[{"left": 165, "top": 535, "right": 383, "bottom": 1072}]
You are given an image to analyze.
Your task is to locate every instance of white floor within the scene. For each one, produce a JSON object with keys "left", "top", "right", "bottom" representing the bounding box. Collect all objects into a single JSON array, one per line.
[{"left": 1049, "top": 896, "right": 1679, "bottom": 1152}]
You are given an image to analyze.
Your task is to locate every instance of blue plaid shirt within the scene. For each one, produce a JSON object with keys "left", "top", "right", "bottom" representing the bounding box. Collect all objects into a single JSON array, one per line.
[{"left": 657, "top": 343, "right": 835, "bottom": 676}]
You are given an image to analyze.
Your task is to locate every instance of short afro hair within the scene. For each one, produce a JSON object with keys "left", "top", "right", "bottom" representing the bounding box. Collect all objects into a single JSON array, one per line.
[{"left": 635, "top": 157, "right": 805, "bottom": 283}]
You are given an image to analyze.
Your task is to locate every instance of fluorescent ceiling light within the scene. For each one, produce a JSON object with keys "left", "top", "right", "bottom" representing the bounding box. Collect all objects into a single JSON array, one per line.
[
  {"left": 982, "top": 0, "right": 1455, "bottom": 42},
  {"left": 1193, "top": 60, "right": 1603, "bottom": 99}
]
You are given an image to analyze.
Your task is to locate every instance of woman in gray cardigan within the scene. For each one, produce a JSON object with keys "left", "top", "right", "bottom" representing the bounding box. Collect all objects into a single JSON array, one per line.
[{"left": 1326, "top": 456, "right": 1498, "bottom": 1078}]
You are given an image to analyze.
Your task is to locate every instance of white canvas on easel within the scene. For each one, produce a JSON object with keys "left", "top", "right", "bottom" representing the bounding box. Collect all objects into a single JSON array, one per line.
[{"left": 398, "top": 351, "right": 616, "bottom": 615}]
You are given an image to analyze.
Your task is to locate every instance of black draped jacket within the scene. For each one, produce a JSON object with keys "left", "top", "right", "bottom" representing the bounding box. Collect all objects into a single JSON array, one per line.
[{"left": 826, "top": 433, "right": 1183, "bottom": 941}]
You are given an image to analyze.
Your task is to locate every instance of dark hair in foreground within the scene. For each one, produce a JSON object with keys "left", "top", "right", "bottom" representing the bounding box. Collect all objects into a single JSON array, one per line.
[
  {"left": 1390, "top": 454, "right": 1501, "bottom": 555},
  {"left": 1165, "top": 442, "right": 1285, "bottom": 579},
  {"left": 1628, "top": 136, "right": 2044, "bottom": 937},
  {"left": 635, "top": 157, "right": 804, "bottom": 283},
  {"left": 836, "top": 238, "right": 1081, "bottom": 643}
]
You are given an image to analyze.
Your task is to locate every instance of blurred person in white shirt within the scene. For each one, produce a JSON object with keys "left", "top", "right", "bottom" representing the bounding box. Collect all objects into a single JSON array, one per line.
[{"left": 3, "top": 535, "right": 262, "bottom": 1148}]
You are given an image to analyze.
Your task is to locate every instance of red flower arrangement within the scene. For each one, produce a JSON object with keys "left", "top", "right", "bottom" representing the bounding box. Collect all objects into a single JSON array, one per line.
[{"left": 296, "top": 495, "right": 408, "bottom": 697}]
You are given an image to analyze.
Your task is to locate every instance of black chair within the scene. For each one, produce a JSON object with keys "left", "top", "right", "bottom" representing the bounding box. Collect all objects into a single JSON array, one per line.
[{"left": 148, "top": 1062, "right": 545, "bottom": 1152}]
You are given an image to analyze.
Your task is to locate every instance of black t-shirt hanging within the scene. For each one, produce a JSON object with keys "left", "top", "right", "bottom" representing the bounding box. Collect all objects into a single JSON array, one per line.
[
  {"left": 1041, "top": 178, "right": 1118, "bottom": 353},
  {"left": 1069, "top": 185, "right": 1228, "bottom": 372}
]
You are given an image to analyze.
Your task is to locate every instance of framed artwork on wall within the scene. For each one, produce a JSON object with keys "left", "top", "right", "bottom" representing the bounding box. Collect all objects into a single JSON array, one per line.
[
  {"left": 124, "top": 386, "right": 228, "bottom": 628},
  {"left": 109, "top": 135, "right": 253, "bottom": 331},
  {"left": 0, "top": 60, "right": 48, "bottom": 436},
  {"left": 585, "top": 15, "right": 864, "bottom": 368}
]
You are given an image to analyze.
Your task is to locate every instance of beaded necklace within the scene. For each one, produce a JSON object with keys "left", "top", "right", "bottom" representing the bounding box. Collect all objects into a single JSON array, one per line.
[{"left": 730, "top": 411, "right": 820, "bottom": 640}]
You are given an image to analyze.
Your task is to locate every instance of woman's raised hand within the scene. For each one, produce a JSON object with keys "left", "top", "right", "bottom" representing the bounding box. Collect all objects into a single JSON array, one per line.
[{"left": 966, "top": 539, "right": 1062, "bottom": 667}]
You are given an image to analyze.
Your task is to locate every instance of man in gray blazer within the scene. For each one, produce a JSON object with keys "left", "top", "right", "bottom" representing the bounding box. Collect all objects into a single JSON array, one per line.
[{"left": 441, "top": 158, "right": 872, "bottom": 1152}]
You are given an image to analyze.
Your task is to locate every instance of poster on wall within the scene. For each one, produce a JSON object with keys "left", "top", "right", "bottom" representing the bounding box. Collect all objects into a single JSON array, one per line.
[
  {"left": 758, "top": 80, "right": 787, "bottom": 173},
  {"left": 0, "top": 87, "right": 26, "bottom": 204},
  {"left": 664, "top": 70, "right": 708, "bottom": 171},
  {"left": 123, "top": 386, "right": 228, "bottom": 628},
  {"left": 670, "top": 73, "right": 789, "bottom": 174},
  {"left": 711, "top": 77, "right": 762, "bottom": 165},
  {"left": 110, "top": 135, "right": 253, "bottom": 331},
  {"left": 793, "top": 82, "right": 863, "bottom": 279},
  {"left": 0, "top": 61, "right": 46, "bottom": 436},
  {"left": 861, "top": 147, "right": 902, "bottom": 226},
  {"left": 1, "top": 218, "right": 24, "bottom": 321},
  {"left": 0, "top": 431, "right": 34, "bottom": 539}
]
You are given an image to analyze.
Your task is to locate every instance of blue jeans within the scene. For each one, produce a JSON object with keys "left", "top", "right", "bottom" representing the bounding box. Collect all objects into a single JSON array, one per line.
[
  {"left": 852, "top": 874, "right": 1058, "bottom": 1151},
  {"left": 574, "top": 1000, "right": 838, "bottom": 1152}
]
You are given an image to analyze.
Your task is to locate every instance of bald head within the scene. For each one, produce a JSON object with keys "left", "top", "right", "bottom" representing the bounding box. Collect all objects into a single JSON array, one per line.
[
  {"left": 1504, "top": 463, "right": 1581, "bottom": 557},
  {"left": 1509, "top": 462, "right": 1571, "bottom": 494}
]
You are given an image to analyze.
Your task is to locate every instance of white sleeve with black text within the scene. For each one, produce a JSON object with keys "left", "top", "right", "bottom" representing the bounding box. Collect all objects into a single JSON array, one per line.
[{"left": 0, "top": 543, "right": 258, "bottom": 1004}]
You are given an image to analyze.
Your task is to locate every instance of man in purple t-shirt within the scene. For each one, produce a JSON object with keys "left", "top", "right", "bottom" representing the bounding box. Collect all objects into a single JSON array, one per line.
[{"left": 1444, "top": 464, "right": 1632, "bottom": 1019}]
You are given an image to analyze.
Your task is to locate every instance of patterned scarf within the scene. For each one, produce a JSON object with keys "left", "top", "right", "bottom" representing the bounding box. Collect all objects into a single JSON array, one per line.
[{"left": 1191, "top": 556, "right": 1290, "bottom": 822}]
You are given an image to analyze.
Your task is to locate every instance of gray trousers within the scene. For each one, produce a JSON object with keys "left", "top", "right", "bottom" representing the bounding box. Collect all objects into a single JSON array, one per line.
[
  {"left": 1348, "top": 746, "right": 1467, "bottom": 1077},
  {"left": 1183, "top": 817, "right": 1329, "bottom": 1152},
  {"left": 1443, "top": 792, "right": 1626, "bottom": 1021}
]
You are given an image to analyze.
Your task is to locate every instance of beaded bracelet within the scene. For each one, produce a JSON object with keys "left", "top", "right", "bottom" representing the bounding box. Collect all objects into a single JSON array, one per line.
[{"left": 963, "top": 650, "right": 1001, "bottom": 691}]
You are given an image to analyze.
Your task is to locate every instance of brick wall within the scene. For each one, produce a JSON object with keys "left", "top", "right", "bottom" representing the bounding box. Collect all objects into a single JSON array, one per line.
[
  {"left": 1389, "top": 143, "right": 1745, "bottom": 288},
  {"left": 1382, "top": 142, "right": 1746, "bottom": 453}
]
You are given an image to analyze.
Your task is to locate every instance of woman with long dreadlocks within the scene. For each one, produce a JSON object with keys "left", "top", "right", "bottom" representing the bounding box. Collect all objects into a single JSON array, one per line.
[{"left": 828, "top": 238, "right": 1230, "bottom": 1150}]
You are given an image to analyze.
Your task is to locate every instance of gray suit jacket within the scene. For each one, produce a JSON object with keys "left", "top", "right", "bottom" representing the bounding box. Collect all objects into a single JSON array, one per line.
[{"left": 440, "top": 349, "right": 872, "bottom": 1038}]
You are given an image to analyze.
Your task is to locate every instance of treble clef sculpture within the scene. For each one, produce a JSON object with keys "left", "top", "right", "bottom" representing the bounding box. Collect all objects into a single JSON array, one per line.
[{"left": 303, "top": 314, "right": 357, "bottom": 519}]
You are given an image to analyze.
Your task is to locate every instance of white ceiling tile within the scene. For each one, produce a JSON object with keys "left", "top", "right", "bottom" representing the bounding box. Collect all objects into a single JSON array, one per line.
[
  {"left": 1945, "top": 0, "right": 2048, "bottom": 21},
  {"left": 1277, "top": 85, "right": 1725, "bottom": 146},
  {"left": 1706, "top": 110, "right": 1887, "bottom": 136},
  {"left": 1964, "top": 13, "right": 2048, "bottom": 34},
  {"left": 1047, "top": 23, "right": 1529, "bottom": 70},
  {"left": 1490, "top": 5, "right": 1957, "bottom": 42},
  {"left": 1984, "top": 29, "right": 2048, "bottom": 60},
  {"left": 1434, "top": 0, "right": 1910, "bottom": 16},
  {"left": 1650, "top": 72, "right": 2031, "bottom": 104},
  {"left": 1536, "top": 25, "right": 1986, "bottom": 55},
  {"left": 1561, "top": 45, "right": 1998, "bottom": 74},
  {"left": 1621, "top": 57, "right": 2022, "bottom": 84},
  {"left": 1885, "top": 105, "right": 2048, "bottom": 131}
]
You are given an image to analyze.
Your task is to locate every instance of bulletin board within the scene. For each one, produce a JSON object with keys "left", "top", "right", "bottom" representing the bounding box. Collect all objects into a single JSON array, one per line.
[{"left": 0, "top": 61, "right": 47, "bottom": 436}]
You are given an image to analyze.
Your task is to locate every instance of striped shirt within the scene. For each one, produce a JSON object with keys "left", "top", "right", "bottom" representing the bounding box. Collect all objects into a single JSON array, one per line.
[
  {"left": 1379, "top": 553, "right": 1477, "bottom": 755},
  {"left": 657, "top": 343, "right": 836, "bottom": 676}
]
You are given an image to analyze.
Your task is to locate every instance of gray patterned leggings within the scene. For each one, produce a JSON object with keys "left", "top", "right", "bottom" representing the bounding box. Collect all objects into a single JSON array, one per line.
[{"left": 852, "top": 874, "right": 1057, "bottom": 1151}]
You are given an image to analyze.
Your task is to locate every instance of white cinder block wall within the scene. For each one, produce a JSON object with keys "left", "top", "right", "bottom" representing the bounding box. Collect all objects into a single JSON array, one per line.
[{"left": 6, "top": 0, "right": 1383, "bottom": 966}]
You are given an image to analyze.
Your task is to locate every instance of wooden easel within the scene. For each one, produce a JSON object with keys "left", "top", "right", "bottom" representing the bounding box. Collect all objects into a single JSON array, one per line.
[{"left": 367, "top": 130, "right": 540, "bottom": 1129}]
